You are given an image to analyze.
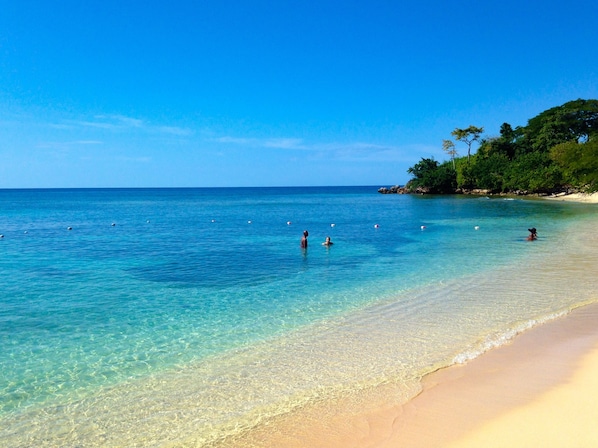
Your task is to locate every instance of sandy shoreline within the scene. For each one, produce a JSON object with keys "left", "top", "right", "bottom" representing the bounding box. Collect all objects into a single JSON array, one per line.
[
  {"left": 444, "top": 311, "right": 598, "bottom": 447},
  {"left": 543, "top": 191, "right": 598, "bottom": 203},
  {"left": 389, "top": 302, "right": 598, "bottom": 447},
  {"left": 221, "top": 302, "right": 598, "bottom": 447}
]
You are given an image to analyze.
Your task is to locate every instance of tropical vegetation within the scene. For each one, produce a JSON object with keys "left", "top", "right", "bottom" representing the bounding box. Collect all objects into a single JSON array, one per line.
[{"left": 404, "top": 99, "right": 598, "bottom": 194}]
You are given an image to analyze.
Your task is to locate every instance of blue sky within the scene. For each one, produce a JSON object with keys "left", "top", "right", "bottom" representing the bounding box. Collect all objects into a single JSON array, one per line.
[{"left": 1, "top": 1, "right": 596, "bottom": 188}]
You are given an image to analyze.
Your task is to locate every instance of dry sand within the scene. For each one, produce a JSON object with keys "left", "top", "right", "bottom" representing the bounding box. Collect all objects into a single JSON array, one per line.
[
  {"left": 446, "top": 341, "right": 598, "bottom": 447},
  {"left": 544, "top": 192, "right": 598, "bottom": 203}
]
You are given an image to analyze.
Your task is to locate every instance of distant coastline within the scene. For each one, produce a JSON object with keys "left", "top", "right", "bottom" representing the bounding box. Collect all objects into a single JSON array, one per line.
[
  {"left": 378, "top": 185, "right": 598, "bottom": 203},
  {"left": 392, "top": 100, "right": 597, "bottom": 198}
]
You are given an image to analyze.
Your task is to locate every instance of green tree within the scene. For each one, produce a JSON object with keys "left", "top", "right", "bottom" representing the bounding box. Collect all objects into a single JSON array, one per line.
[
  {"left": 494, "top": 123, "right": 517, "bottom": 159},
  {"left": 442, "top": 139, "right": 458, "bottom": 169},
  {"left": 455, "top": 157, "right": 475, "bottom": 189},
  {"left": 550, "top": 139, "right": 598, "bottom": 191},
  {"left": 407, "top": 157, "right": 439, "bottom": 188},
  {"left": 451, "top": 126, "right": 484, "bottom": 162},
  {"left": 522, "top": 99, "right": 598, "bottom": 153},
  {"left": 499, "top": 122, "right": 515, "bottom": 141},
  {"left": 427, "top": 162, "right": 457, "bottom": 193},
  {"left": 470, "top": 153, "right": 510, "bottom": 192},
  {"left": 406, "top": 158, "right": 457, "bottom": 193},
  {"left": 503, "top": 152, "right": 561, "bottom": 192}
]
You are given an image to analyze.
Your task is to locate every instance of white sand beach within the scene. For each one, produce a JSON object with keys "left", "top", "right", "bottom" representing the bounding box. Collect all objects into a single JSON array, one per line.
[{"left": 544, "top": 192, "right": 598, "bottom": 203}]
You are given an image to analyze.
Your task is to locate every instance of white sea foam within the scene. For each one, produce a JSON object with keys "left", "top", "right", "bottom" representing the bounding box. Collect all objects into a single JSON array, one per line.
[{"left": 452, "top": 310, "right": 572, "bottom": 365}]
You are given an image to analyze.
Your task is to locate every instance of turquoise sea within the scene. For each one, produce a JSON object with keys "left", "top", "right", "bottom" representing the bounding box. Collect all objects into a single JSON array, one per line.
[{"left": 1, "top": 187, "right": 597, "bottom": 446}]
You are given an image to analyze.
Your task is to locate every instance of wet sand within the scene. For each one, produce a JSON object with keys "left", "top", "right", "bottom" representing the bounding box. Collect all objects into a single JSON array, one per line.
[{"left": 220, "top": 303, "right": 598, "bottom": 448}]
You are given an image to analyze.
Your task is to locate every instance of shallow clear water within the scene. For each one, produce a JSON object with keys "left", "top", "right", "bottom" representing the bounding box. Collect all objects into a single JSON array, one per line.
[{"left": 1, "top": 187, "right": 597, "bottom": 446}]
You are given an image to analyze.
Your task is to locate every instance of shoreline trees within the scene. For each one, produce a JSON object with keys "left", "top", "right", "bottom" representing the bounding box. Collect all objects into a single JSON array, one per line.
[{"left": 402, "top": 99, "right": 598, "bottom": 194}]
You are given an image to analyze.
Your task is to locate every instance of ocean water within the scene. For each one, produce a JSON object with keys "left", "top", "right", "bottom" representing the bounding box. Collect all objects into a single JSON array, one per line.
[{"left": 1, "top": 187, "right": 597, "bottom": 446}]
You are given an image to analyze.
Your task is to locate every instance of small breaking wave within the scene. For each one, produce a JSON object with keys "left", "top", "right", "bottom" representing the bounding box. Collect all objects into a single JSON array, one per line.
[{"left": 452, "top": 309, "right": 572, "bottom": 365}]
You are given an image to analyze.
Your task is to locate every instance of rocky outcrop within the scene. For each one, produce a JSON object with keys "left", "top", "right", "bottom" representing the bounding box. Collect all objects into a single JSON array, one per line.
[
  {"left": 378, "top": 185, "right": 433, "bottom": 194},
  {"left": 378, "top": 185, "right": 409, "bottom": 194},
  {"left": 378, "top": 185, "right": 583, "bottom": 197}
]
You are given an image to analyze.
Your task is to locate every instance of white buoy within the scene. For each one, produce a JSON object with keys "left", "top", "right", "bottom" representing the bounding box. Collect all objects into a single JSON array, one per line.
[
  {"left": 374, "top": 224, "right": 379, "bottom": 228},
  {"left": 67, "top": 227, "right": 72, "bottom": 231},
  {"left": 247, "top": 220, "right": 252, "bottom": 224},
  {"left": 330, "top": 223, "right": 336, "bottom": 227},
  {"left": 0, "top": 234, "right": 4, "bottom": 238},
  {"left": 287, "top": 221, "right": 292, "bottom": 225},
  {"left": 111, "top": 223, "right": 116, "bottom": 227},
  {"left": 474, "top": 226, "right": 480, "bottom": 230},
  {"left": 421, "top": 225, "right": 426, "bottom": 230}
]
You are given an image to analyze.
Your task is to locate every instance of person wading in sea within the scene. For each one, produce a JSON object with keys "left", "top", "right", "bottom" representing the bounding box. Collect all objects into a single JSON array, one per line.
[{"left": 300, "top": 230, "right": 308, "bottom": 248}]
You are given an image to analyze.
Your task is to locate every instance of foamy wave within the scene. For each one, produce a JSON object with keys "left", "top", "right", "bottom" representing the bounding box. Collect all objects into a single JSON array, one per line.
[{"left": 452, "top": 309, "right": 571, "bottom": 365}]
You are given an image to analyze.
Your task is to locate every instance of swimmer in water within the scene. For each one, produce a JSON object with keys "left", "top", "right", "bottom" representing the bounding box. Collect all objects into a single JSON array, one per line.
[
  {"left": 322, "top": 236, "right": 333, "bottom": 246},
  {"left": 527, "top": 227, "right": 537, "bottom": 241}
]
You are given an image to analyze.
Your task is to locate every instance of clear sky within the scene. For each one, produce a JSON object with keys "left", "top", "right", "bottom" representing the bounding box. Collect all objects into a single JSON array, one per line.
[{"left": 1, "top": 1, "right": 597, "bottom": 188}]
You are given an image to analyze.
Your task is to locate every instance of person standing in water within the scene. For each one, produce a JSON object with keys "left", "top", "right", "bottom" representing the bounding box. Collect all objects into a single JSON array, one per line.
[{"left": 300, "top": 230, "right": 309, "bottom": 248}]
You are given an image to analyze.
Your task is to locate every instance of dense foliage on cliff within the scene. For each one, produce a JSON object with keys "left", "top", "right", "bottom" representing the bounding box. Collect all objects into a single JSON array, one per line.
[{"left": 405, "top": 99, "right": 598, "bottom": 194}]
